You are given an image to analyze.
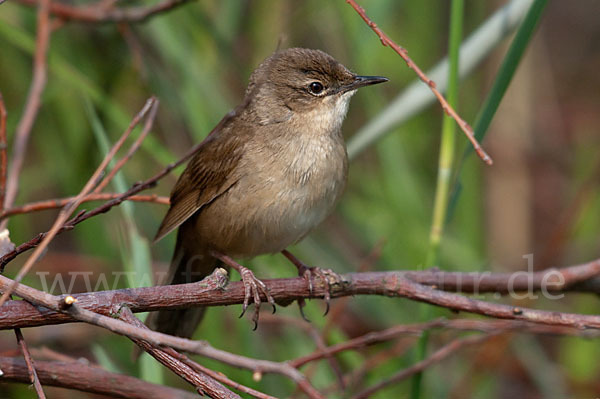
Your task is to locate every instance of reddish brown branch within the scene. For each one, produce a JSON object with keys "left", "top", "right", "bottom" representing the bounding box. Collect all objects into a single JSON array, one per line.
[
  {"left": 289, "top": 320, "right": 442, "bottom": 369},
  {"left": 14, "top": 328, "right": 46, "bottom": 399},
  {"left": 345, "top": 0, "right": 492, "bottom": 165},
  {"left": 93, "top": 98, "right": 159, "bottom": 193},
  {"left": 352, "top": 334, "right": 492, "bottom": 399},
  {"left": 16, "top": 0, "right": 194, "bottom": 24},
  {"left": 122, "top": 307, "right": 284, "bottom": 399},
  {"left": 403, "top": 258, "right": 600, "bottom": 294},
  {"left": 290, "top": 318, "right": 597, "bottom": 369},
  {"left": 169, "top": 351, "right": 279, "bottom": 399},
  {"left": 0, "top": 97, "right": 159, "bottom": 306},
  {"left": 2, "top": 267, "right": 599, "bottom": 398},
  {"left": 2, "top": 0, "right": 51, "bottom": 225},
  {"left": 0, "top": 193, "right": 168, "bottom": 220},
  {"left": 2, "top": 258, "right": 600, "bottom": 331},
  {"left": 120, "top": 308, "right": 242, "bottom": 399},
  {"left": 0, "top": 270, "right": 325, "bottom": 399},
  {"left": 0, "top": 356, "right": 198, "bottom": 399}
]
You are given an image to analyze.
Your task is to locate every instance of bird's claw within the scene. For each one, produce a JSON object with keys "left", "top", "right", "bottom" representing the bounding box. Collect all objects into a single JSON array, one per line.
[
  {"left": 298, "top": 264, "right": 338, "bottom": 317},
  {"left": 236, "top": 265, "right": 276, "bottom": 329},
  {"left": 297, "top": 298, "right": 310, "bottom": 322},
  {"left": 281, "top": 250, "right": 342, "bottom": 319}
]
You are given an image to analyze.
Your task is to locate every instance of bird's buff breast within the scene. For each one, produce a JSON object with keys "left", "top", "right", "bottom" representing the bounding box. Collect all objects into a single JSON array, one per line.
[{"left": 196, "top": 131, "right": 348, "bottom": 258}]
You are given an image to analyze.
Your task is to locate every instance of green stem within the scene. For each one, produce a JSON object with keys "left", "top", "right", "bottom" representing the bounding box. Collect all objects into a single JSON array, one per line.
[
  {"left": 426, "top": 0, "right": 463, "bottom": 268},
  {"left": 412, "top": 1, "right": 463, "bottom": 398}
]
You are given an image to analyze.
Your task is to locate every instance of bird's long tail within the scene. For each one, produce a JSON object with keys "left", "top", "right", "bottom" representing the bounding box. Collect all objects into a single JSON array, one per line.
[{"left": 145, "top": 229, "right": 219, "bottom": 338}]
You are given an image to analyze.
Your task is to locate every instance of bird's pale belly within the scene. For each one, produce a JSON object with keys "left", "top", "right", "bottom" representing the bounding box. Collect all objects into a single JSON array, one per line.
[{"left": 195, "top": 155, "right": 347, "bottom": 258}]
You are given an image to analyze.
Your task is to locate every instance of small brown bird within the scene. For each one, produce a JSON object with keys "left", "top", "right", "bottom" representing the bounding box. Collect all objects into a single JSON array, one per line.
[{"left": 149, "top": 48, "right": 387, "bottom": 337}]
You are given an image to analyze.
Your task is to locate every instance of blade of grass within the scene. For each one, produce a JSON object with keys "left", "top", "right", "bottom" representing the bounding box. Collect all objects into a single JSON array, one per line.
[
  {"left": 0, "top": 19, "right": 174, "bottom": 166},
  {"left": 447, "top": 0, "right": 548, "bottom": 220},
  {"left": 471, "top": 0, "right": 548, "bottom": 145},
  {"left": 85, "top": 99, "right": 161, "bottom": 384},
  {"left": 92, "top": 344, "right": 122, "bottom": 374}
]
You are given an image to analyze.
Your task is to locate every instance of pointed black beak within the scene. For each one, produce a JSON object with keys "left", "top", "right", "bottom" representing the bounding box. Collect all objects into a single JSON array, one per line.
[{"left": 340, "top": 75, "right": 389, "bottom": 93}]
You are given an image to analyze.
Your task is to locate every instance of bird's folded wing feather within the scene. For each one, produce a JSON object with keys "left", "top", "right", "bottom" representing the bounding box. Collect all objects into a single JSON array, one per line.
[{"left": 154, "top": 132, "right": 243, "bottom": 243}]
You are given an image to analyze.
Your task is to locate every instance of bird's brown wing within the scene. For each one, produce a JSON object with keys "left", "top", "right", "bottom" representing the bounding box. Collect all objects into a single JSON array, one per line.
[{"left": 153, "top": 131, "right": 244, "bottom": 243}]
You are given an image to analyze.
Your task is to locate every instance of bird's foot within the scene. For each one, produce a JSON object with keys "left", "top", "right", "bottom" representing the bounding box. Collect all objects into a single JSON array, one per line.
[
  {"left": 282, "top": 249, "right": 340, "bottom": 317},
  {"left": 209, "top": 250, "right": 275, "bottom": 330}
]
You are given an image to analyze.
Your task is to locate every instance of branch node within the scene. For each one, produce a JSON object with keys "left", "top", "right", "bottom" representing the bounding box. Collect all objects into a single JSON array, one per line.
[{"left": 60, "top": 295, "right": 77, "bottom": 309}]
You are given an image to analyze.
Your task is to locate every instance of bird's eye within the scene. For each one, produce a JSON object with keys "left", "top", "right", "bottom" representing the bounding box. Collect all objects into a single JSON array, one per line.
[{"left": 308, "top": 81, "right": 324, "bottom": 95}]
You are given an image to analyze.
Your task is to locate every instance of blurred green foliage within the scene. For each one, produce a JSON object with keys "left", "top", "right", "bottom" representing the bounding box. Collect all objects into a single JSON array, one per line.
[{"left": 1, "top": 1, "right": 600, "bottom": 398}]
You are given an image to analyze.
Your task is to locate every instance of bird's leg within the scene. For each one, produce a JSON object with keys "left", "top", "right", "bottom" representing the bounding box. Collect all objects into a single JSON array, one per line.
[
  {"left": 209, "top": 250, "right": 276, "bottom": 330},
  {"left": 281, "top": 249, "right": 338, "bottom": 316}
]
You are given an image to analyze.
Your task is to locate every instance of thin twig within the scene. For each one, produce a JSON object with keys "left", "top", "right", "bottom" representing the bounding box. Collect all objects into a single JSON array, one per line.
[
  {"left": 0, "top": 101, "right": 245, "bottom": 270},
  {"left": 345, "top": 0, "right": 493, "bottom": 165},
  {"left": 121, "top": 307, "right": 274, "bottom": 399},
  {"left": 290, "top": 318, "right": 594, "bottom": 369},
  {"left": 14, "top": 328, "right": 46, "bottom": 398},
  {"left": 342, "top": 339, "right": 415, "bottom": 392},
  {"left": 0, "top": 93, "right": 8, "bottom": 210},
  {"left": 119, "top": 308, "right": 241, "bottom": 399},
  {"left": 261, "top": 314, "right": 346, "bottom": 390},
  {"left": 172, "top": 352, "right": 279, "bottom": 399},
  {"left": 15, "top": 0, "right": 193, "bottom": 24},
  {"left": 0, "top": 193, "right": 168, "bottom": 220},
  {"left": 0, "top": 97, "right": 158, "bottom": 306},
  {"left": 352, "top": 334, "right": 492, "bottom": 399},
  {"left": 2, "top": 0, "right": 51, "bottom": 227},
  {"left": 93, "top": 100, "right": 159, "bottom": 193},
  {"left": 290, "top": 320, "right": 442, "bottom": 368}
]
